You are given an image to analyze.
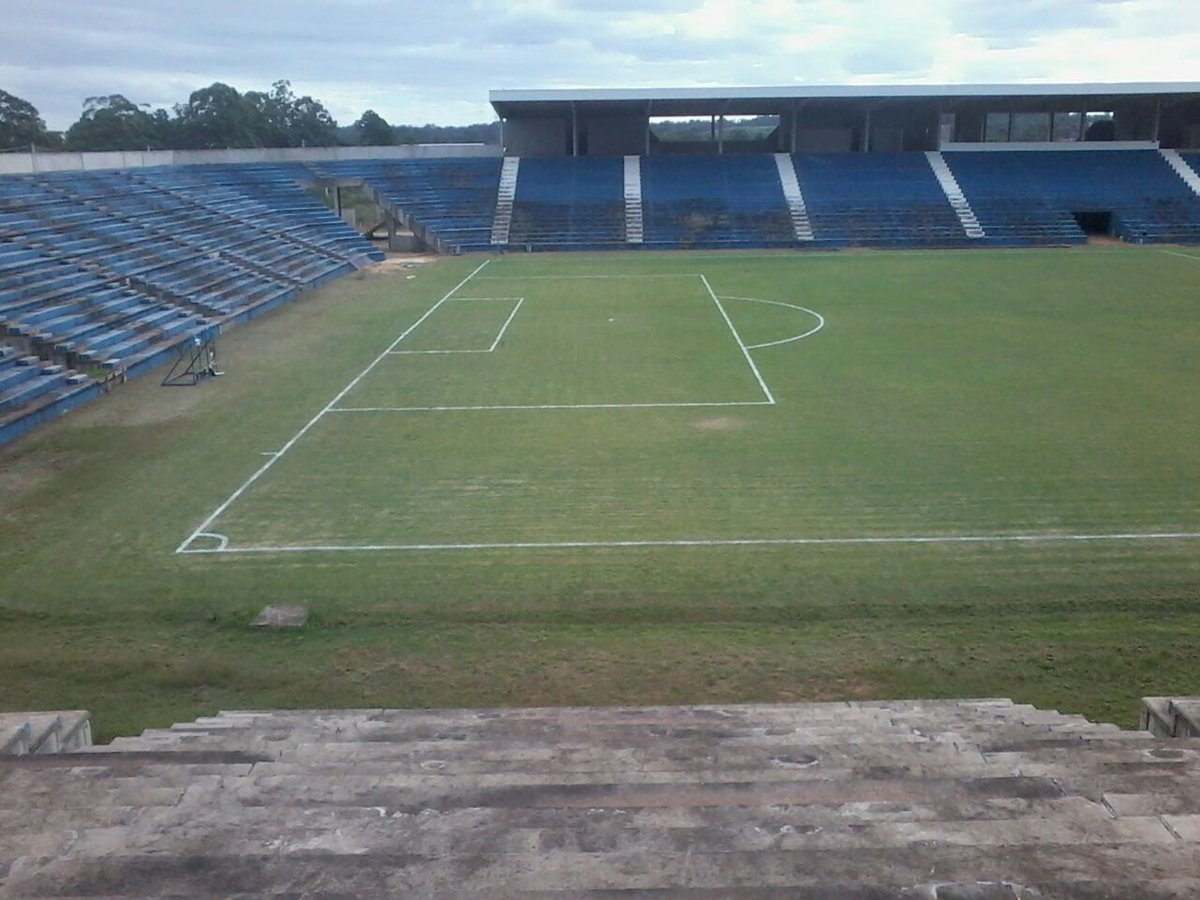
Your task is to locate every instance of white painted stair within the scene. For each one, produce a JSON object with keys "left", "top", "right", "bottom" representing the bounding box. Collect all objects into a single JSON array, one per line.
[
  {"left": 774, "top": 153, "right": 815, "bottom": 241},
  {"left": 926, "top": 151, "right": 986, "bottom": 239},
  {"left": 623, "top": 155, "right": 644, "bottom": 244},
  {"left": 490, "top": 156, "right": 520, "bottom": 246},
  {"left": 1160, "top": 148, "right": 1200, "bottom": 197}
]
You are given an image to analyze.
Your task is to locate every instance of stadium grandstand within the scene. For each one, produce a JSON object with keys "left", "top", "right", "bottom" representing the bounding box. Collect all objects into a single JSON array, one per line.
[{"left": 3, "top": 82, "right": 1200, "bottom": 446}]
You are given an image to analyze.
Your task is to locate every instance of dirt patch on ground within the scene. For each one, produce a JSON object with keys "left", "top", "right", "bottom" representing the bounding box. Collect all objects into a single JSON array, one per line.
[
  {"left": 370, "top": 254, "right": 439, "bottom": 273},
  {"left": 693, "top": 416, "right": 746, "bottom": 432},
  {"left": 0, "top": 447, "right": 81, "bottom": 507}
]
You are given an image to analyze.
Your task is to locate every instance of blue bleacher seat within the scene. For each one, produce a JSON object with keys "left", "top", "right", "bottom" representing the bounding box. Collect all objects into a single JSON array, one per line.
[
  {"left": 943, "top": 150, "right": 1200, "bottom": 246},
  {"left": 509, "top": 157, "right": 625, "bottom": 250},
  {"left": 640, "top": 155, "right": 794, "bottom": 249},
  {"left": 793, "top": 153, "right": 970, "bottom": 248}
]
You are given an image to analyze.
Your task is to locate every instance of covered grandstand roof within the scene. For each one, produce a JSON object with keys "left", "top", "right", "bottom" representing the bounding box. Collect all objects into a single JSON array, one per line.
[{"left": 490, "top": 82, "right": 1200, "bottom": 118}]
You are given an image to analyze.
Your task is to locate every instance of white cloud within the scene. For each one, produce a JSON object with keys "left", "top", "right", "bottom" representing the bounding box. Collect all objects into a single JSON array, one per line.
[{"left": 3, "top": 0, "right": 1199, "bottom": 130}]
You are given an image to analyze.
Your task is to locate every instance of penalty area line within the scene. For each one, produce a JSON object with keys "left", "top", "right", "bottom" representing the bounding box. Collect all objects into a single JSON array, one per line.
[
  {"left": 700, "top": 275, "right": 775, "bottom": 405},
  {"left": 176, "top": 530, "right": 1200, "bottom": 555},
  {"left": 329, "top": 400, "right": 774, "bottom": 413}
]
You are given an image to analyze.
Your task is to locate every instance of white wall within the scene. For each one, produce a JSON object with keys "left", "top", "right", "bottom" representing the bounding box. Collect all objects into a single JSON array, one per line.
[{"left": 0, "top": 143, "right": 502, "bottom": 177}]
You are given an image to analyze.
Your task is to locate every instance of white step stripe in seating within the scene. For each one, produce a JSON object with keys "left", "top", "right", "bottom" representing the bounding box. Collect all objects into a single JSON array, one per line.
[
  {"left": 623, "top": 155, "right": 644, "bottom": 244},
  {"left": 491, "top": 156, "right": 520, "bottom": 246},
  {"left": 1160, "top": 148, "right": 1200, "bottom": 197},
  {"left": 774, "top": 153, "right": 815, "bottom": 242},
  {"left": 926, "top": 151, "right": 986, "bottom": 239}
]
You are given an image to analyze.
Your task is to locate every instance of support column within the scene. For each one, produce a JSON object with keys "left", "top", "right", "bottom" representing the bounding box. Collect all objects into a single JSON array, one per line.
[{"left": 571, "top": 102, "right": 578, "bottom": 157}]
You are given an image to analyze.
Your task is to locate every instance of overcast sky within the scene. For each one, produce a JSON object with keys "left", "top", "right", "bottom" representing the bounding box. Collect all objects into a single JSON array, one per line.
[{"left": 4, "top": 0, "right": 1200, "bottom": 130}]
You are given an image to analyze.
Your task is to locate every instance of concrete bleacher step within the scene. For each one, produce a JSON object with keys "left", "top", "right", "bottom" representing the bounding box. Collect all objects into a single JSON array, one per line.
[
  {"left": 1142, "top": 696, "right": 1200, "bottom": 738},
  {"left": 5, "top": 699, "right": 1200, "bottom": 896},
  {"left": 0, "top": 710, "right": 92, "bottom": 756}
]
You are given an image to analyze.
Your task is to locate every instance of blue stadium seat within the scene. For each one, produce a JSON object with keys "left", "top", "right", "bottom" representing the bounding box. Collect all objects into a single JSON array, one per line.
[
  {"left": 509, "top": 157, "right": 626, "bottom": 250},
  {"left": 943, "top": 150, "right": 1200, "bottom": 245},
  {"left": 641, "top": 155, "right": 794, "bottom": 249}
]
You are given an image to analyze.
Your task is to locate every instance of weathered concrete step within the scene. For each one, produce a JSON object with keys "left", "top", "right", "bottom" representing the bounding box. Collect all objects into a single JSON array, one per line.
[
  {"left": 226, "top": 773, "right": 1067, "bottom": 812},
  {"left": 1106, "top": 790, "right": 1200, "bottom": 817},
  {"left": 113, "top": 707, "right": 1122, "bottom": 753},
  {"left": 10, "top": 843, "right": 1200, "bottom": 896},
  {"left": 0, "top": 711, "right": 91, "bottom": 756},
  {"left": 1, "top": 749, "right": 268, "bottom": 769},
  {"left": 8, "top": 792, "right": 1119, "bottom": 845},
  {"left": 50, "top": 809, "right": 1177, "bottom": 867},
  {"left": 1143, "top": 696, "right": 1200, "bottom": 738}
]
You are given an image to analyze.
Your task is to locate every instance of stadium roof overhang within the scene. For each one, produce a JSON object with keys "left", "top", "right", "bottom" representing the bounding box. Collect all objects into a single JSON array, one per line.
[{"left": 490, "top": 83, "right": 1200, "bottom": 119}]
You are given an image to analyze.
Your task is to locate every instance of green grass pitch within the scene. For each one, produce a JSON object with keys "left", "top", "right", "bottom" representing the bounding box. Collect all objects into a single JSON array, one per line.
[{"left": 3, "top": 246, "right": 1199, "bottom": 739}]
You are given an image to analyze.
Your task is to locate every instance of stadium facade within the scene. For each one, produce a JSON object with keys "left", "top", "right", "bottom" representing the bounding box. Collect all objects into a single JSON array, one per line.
[{"left": 493, "top": 82, "right": 1200, "bottom": 156}]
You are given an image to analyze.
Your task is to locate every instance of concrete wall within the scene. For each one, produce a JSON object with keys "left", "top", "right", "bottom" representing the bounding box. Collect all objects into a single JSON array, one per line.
[
  {"left": 504, "top": 119, "right": 567, "bottom": 157},
  {"left": 583, "top": 115, "right": 645, "bottom": 156},
  {"left": 0, "top": 143, "right": 501, "bottom": 177},
  {"left": 796, "top": 129, "right": 853, "bottom": 153},
  {"left": 868, "top": 128, "right": 905, "bottom": 153}
]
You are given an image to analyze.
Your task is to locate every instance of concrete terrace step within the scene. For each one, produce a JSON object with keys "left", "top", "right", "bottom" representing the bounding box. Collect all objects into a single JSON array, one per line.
[
  {"left": 3, "top": 700, "right": 1200, "bottom": 898},
  {"left": 0, "top": 711, "right": 91, "bottom": 756}
]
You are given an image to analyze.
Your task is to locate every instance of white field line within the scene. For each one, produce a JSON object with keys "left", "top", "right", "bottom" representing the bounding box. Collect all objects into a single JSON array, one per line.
[
  {"left": 726, "top": 296, "right": 826, "bottom": 350},
  {"left": 175, "top": 258, "right": 492, "bottom": 554},
  {"left": 488, "top": 297, "right": 524, "bottom": 351},
  {"left": 177, "top": 530, "right": 1200, "bottom": 555},
  {"left": 700, "top": 275, "right": 775, "bottom": 405},
  {"left": 389, "top": 349, "right": 493, "bottom": 355},
  {"left": 331, "top": 400, "right": 773, "bottom": 413},
  {"left": 1160, "top": 249, "right": 1200, "bottom": 262},
  {"left": 388, "top": 296, "right": 525, "bottom": 355},
  {"left": 475, "top": 273, "right": 704, "bottom": 280}
]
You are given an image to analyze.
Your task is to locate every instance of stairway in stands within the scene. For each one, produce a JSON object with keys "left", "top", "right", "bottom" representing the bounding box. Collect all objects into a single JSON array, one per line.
[
  {"left": 1160, "top": 148, "right": 1200, "bottom": 198},
  {"left": 623, "top": 155, "right": 644, "bottom": 244},
  {"left": 3, "top": 699, "right": 1199, "bottom": 896},
  {"left": 926, "top": 151, "right": 986, "bottom": 239},
  {"left": 490, "top": 156, "right": 520, "bottom": 247},
  {"left": 773, "top": 152, "right": 815, "bottom": 241}
]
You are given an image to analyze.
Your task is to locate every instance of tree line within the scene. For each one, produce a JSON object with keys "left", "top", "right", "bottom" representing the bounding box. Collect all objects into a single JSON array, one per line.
[{"left": 0, "top": 82, "right": 500, "bottom": 152}]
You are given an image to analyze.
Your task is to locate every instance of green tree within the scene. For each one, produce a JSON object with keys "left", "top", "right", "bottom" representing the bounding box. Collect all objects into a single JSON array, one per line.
[
  {"left": 287, "top": 91, "right": 337, "bottom": 146},
  {"left": 173, "top": 82, "right": 262, "bottom": 149},
  {"left": 0, "top": 88, "right": 51, "bottom": 149},
  {"left": 244, "top": 80, "right": 337, "bottom": 147},
  {"left": 354, "top": 109, "right": 395, "bottom": 146},
  {"left": 65, "top": 95, "right": 163, "bottom": 151}
]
